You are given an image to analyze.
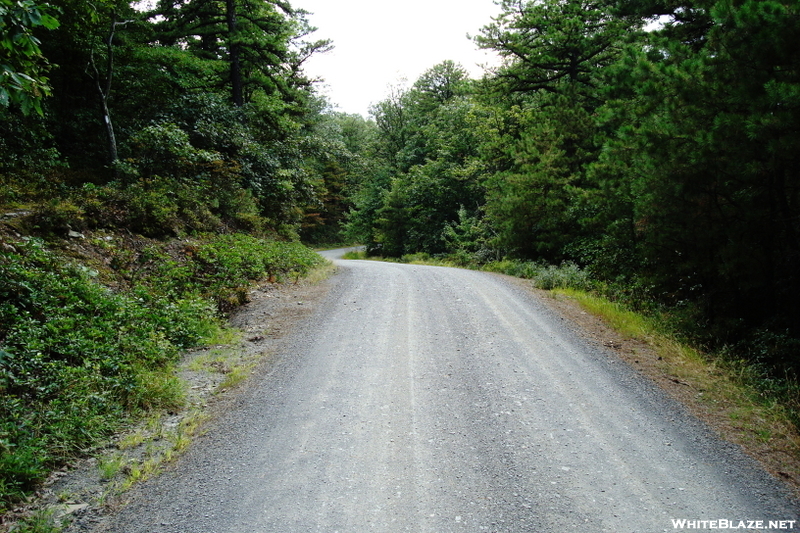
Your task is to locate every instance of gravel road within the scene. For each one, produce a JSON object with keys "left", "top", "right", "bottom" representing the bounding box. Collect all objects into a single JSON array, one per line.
[{"left": 89, "top": 251, "right": 798, "bottom": 532}]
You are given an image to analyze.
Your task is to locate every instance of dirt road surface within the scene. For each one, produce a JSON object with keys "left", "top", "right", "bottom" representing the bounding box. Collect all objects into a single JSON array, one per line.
[{"left": 85, "top": 250, "right": 798, "bottom": 532}]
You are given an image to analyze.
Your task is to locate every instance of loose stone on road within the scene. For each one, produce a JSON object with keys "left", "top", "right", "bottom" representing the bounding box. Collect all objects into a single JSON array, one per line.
[{"left": 83, "top": 250, "right": 798, "bottom": 532}]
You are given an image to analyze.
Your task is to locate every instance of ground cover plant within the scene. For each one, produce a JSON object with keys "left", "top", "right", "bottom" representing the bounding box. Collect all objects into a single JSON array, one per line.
[{"left": 0, "top": 233, "right": 324, "bottom": 510}]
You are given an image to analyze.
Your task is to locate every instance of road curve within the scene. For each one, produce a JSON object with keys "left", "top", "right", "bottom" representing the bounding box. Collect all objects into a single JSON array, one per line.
[{"left": 91, "top": 254, "right": 798, "bottom": 532}]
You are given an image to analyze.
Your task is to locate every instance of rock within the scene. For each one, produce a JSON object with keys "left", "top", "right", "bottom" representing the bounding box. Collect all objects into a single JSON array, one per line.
[
  {"left": 64, "top": 503, "right": 89, "bottom": 515},
  {"left": 1, "top": 210, "right": 31, "bottom": 219}
]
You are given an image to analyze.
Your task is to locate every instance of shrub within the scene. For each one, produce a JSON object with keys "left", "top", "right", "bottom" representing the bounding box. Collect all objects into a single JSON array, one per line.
[
  {"left": 185, "top": 235, "right": 324, "bottom": 311},
  {"left": 0, "top": 239, "right": 217, "bottom": 506},
  {"left": 0, "top": 232, "right": 323, "bottom": 507},
  {"left": 483, "top": 260, "right": 592, "bottom": 291}
]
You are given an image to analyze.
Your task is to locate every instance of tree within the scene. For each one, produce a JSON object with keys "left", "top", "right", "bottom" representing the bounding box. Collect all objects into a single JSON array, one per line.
[
  {"left": 350, "top": 62, "right": 485, "bottom": 256},
  {"left": 369, "top": 81, "right": 412, "bottom": 173},
  {"left": 0, "top": 0, "right": 59, "bottom": 115},
  {"left": 34, "top": 0, "right": 145, "bottom": 170},
  {"left": 475, "top": 0, "right": 638, "bottom": 263},
  {"left": 151, "top": 0, "right": 330, "bottom": 109},
  {"left": 300, "top": 111, "right": 377, "bottom": 243},
  {"left": 477, "top": 0, "right": 634, "bottom": 107},
  {"left": 610, "top": 0, "right": 800, "bottom": 355},
  {"left": 481, "top": 95, "right": 594, "bottom": 260},
  {"left": 89, "top": 14, "right": 137, "bottom": 165}
]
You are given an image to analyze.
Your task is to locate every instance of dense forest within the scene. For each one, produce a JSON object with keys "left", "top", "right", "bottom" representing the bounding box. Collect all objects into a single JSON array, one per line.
[
  {"left": 0, "top": 0, "right": 377, "bottom": 240},
  {"left": 1, "top": 0, "right": 799, "bottom": 513},
  {"left": 346, "top": 0, "right": 800, "bottom": 375}
]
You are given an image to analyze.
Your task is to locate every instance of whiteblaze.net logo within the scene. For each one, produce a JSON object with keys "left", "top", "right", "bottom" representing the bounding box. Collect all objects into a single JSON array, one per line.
[{"left": 671, "top": 519, "right": 797, "bottom": 530}]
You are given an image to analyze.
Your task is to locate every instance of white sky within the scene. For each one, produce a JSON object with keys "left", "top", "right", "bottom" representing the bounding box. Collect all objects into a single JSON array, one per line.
[{"left": 295, "top": 0, "right": 502, "bottom": 117}]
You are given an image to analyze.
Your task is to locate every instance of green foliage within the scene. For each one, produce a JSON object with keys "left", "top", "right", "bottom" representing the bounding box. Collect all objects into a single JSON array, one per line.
[
  {"left": 483, "top": 260, "right": 592, "bottom": 291},
  {"left": 300, "top": 112, "right": 378, "bottom": 244},
  {"left": 0, "top": 110, "right": 61, "bottom": 181},
  {"left": 593, "top": 0, "right": 800, "bottom": 363},
  {"left": 0, "top": 0, "right": 60, "bottom": 115},
  {"left": 348, "top": 62, "right": 485, "bottom": 256},
  {"left": 442, "top": 206, "right": 497, "bottom": 264},
  {"left": 0, "top": 238, "right": 208, "bottom": 504},
  {"left": 0, "top": 233, "right": 322, "bottom": 507},
  {"left": 0, "top": 0, "right": 332, "bottom": 237},
  {"left": 26, "top": 175, "right": 264, "bottom": 238},
  {"left": 477, "top": 0, "right": 635, "bottom": 104},
  {"left": 481, "top": 94, "right": 598, "bottom": 261},
  {"left": 133, "top": 235, "right": 324, "bottom": 312},
  {"left": 135, "top": 94, "right": 321, "bottom": 231},
  {"left": 19, "top": 112, "right": 273, "bottom": 236},
  {"left": 7, "top": 507, "right": 66, "bottom": 533},
  {"left": 151, "top": 0, "right": 329, "bottom": 108}
]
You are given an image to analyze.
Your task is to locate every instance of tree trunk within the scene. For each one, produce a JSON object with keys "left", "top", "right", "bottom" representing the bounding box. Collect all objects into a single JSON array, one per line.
[{"left": 91, "top": 17, "right": 128, "bottom": 168}]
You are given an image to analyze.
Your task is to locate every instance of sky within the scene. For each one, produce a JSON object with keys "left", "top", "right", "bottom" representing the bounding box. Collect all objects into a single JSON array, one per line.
[{"left": 294, "top": 0, "right": 502, "bottom": 117}]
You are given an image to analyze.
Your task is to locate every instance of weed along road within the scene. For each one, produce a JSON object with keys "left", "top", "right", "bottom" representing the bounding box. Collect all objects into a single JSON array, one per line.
[{"left": 91, "top": 251, "right": 797, "bottom": 533}]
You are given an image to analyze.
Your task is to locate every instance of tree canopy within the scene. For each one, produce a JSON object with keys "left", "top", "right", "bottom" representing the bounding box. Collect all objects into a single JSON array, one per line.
[
  {"left": 343, "top": 0, "right": 800, "bottom": 372},
  {"left": 3, "top": 0, "right": 800, "bottom": 393},
  {"left": 0, "top": 0, "right": 59, "bottom": 114}
]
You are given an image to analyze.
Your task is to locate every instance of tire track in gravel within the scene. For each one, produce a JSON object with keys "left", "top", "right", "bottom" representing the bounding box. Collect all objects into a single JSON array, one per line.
[{"left": 78, "top": 253, "right": 798, "bottom": 533}]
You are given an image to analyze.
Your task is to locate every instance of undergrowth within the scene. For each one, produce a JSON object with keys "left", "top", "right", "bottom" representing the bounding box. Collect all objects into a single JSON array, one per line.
[
  {"left": 0, "top": 234, "right": 324, "bottom": 510},
  {"left": 482, "top": 259, "right": 592, "bottom": 291},
  {"left": 130, "top": 234, "right": 324, "bottom": 313}
]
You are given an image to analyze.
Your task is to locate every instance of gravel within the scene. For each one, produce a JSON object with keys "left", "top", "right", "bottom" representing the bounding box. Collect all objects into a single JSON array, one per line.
[{"left": 71, "top": 252, "right": 799, "bottom": 532}]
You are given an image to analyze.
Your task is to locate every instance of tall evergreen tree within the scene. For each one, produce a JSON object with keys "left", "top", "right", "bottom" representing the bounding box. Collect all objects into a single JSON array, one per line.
[
  {"left": 476, "top": 0, "right": 639, "bottom": 262},
  {"left": 151, "top": 0, "right": 329, "bottom": 110},
  {"left": 608, "top": 0, "right": 800, "bottom": 357}
]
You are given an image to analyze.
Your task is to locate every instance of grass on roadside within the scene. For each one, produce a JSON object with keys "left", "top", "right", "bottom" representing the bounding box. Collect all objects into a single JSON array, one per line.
[
  {"left": 340, "top": 250, "right": 369, "bottom": 260},
  {"left": 7, "top": 508, "right": 65, "bottom": 533},
  {"left": 554, "top": 287, "right": 800, "bottom": 481}
]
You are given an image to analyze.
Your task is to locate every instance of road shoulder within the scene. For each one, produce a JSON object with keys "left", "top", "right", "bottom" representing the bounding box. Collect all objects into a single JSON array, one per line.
[{"left": 499, "top": 273, "right": 800, "bottom": 501}]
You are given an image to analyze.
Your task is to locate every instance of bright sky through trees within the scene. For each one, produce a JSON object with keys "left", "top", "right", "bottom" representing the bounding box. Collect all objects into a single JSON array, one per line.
[{"left": 296, "top": 0, "right": 501, "bottom": 116}]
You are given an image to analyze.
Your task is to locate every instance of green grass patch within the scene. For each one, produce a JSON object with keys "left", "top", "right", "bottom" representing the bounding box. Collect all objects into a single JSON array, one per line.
[
  {"left": 340, "top": 250, "right": 369, "bottom": 260},
  {"left": 7, "top": 507, "right": 66, "bottom": 533},
  {"left": 554, "top": 288, "right": 655, "bottom": 340},
  {"left": 217, "top": 363, "right": 256, "bottom": 391},
  {"left": 97, "top": 454, "right": 127, "bottom": 482},
  {"left": 483, "top": 260, "right": 592, "bottom": 291}
]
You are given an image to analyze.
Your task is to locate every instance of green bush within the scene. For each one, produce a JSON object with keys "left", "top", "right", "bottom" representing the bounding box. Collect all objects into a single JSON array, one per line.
[
  {"left": 0, "top": 239, "right": 217, "bottom": 506},
  {"left": 483, "top": 260, "right": 592, "bottom": 291},
  {"left": 27, "top": 198, "right": 88, "bottom": 235},
  {"left": 186, "top": 235, "right": 325, "bottom": 312},
  {"left": 0, "top": 232, "right": 324, "bottom": 507},
  {"left": 125, "top": 235, "right": 324, "bottom": 313}
]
